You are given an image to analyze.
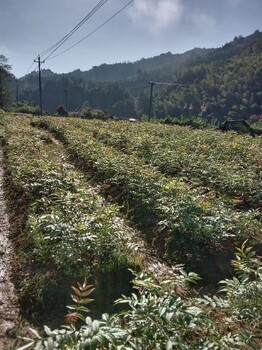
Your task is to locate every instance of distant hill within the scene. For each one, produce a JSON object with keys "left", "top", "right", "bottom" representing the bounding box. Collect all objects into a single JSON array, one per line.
[
  {"left": 66, "top": 30, "right": 262, "bottom": 84},
  {"left": 17, "top": 30, "right": 262, "bottom": 120},
  {"left": 67, "top": 48, "right": 213, "bottom": 83}
]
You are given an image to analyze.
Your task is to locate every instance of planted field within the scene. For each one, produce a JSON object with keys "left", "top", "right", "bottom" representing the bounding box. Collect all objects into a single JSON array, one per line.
[
  {"left": 72, "top": 119, "right": 262, "bottom": 208},
  {"left": 3, "top": 115, "right": 161, "bottom": 322},
  {"left": 1, "top": 114, "right": 262, "bottom": 349},
  {"left": 32, "top": 117, "right": 261, "bottom": 279}
]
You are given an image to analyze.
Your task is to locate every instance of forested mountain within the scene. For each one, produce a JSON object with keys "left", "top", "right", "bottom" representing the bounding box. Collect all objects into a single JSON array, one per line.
[
  {"left": 16, "top": 30, "right": 262, "bottom": 121},
  {"left": 67, "top": 47, "right": 213, "bottom": 83}
]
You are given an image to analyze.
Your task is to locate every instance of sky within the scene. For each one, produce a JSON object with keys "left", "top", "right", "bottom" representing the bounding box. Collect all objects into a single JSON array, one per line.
[{"left": 1, "top": 0, "right": 262, "bottom": 78}]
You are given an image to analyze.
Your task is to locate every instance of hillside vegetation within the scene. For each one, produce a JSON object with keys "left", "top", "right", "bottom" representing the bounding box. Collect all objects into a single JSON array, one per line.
[{"left": 17, "top": 30, "right": 262, "bottom": 121}]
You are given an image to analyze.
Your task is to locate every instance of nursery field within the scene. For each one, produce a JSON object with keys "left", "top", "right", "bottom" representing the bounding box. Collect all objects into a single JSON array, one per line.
[
  {"left": 0, "top": 113, "right": 262, "bottom": 349},
  {"left": 33, "top": 117, "right": 262, "bottom": 276}
]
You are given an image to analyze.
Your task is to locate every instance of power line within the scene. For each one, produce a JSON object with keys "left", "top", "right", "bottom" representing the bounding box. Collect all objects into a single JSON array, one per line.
[
  {"left": 148, "top": 81, "right": 196, "bottom": 87},
  {"left": 25, "top": 61, "right": 36, "bottom": 75},
  {"left": 39, "top": 0, "right": 108, "bottom": 57},
  {"left": 46, "top": 0, "right": 134, "bottom": 61},
  {"left": 41, "top": 0, "right": 108, "bottom": 61},
  {"left": 6, "top": 61, "right": 37, "bottom": 101},
  {"left": 29, "top": 1, "right": 110, "bottom": 113},
  {"left": 147, "top": 81, "right": 196, "bottom": 120},
  {"left": 8, "top": 1, "right": 134, "bottom": 108}
]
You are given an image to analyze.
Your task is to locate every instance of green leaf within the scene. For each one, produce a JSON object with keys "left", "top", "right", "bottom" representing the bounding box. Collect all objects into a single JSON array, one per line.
[
  {"left": 16, "top": 342, "right": 35, "bottom": 350},
  {"left": 92, "top": 320, "right": 100, "bottom": 332},
  {"left": 77, "top": 314, "right": 86, "bottom": 321},
  {"left": 186, "top": 306, "right": 203, "bottom": 316},
  {"left": 79, "top": 298, "right": 94, "bottom": 304},
  {"left": 80, "top": 288, "right": 95, "bottom": 297},
  {"left": 166, "top": 339, "right": 173, "bottom": 350},
  {"left": 66, "top": 305, "right": 77, "bottom": 311},
  {"left": 28, "top": 328, "right": 41, "bottom": 339},
  {"left": 44, "top": 325, "right": 52, "bottom": 336},
  {"left": 77, "top": 305, "right": 90, "bottom": 312},
  {"left": 71, "top": 286, "right": 82, "bottom": 297},
  {"left": 71, "top": 294, "right": 80, "bottom": 303}
]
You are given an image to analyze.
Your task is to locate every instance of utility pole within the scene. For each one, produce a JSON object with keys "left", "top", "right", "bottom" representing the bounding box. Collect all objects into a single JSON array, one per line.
[
  {"left": 34, "top": 55, "right": 44, "bottom": 115},
  {"left": 15, "top": 79, "right": 19, "bottom": 107},
  {"left": 148, "top": 82, "right": 155, "bottom": 121},
  {"left": 147, "top": 81, "right": 195, "bottom": 121}
]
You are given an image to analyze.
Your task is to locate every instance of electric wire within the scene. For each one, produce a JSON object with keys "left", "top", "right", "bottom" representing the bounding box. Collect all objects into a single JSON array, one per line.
[
  {"left": 42, "top": 0, "right": 108, "bottom": 59},
  {"left": 6, "top": 62, "right": 38, "bottom": 100},
  {"left": 7, "top": 62, "right": 37, "bottom": 98},
  {"left": 46, "top": 0, "right": 134, "bottom": 61},
  {"left": 7, "top": 1, "right": 134, "bottom": 102},
  {"left": 25, "top": 60, "right": 36, "bottom": 75},
  {"left": 39, "top": 0, "right": 108, "bottom": 57},
  {"left": 7, "top": 1, "right": 109, "bottom": 105},
  {"left": 41, "top": 0, "right": 108, "bottom": 61},
  {"left": 148, "top": 81, "right": 195, "bottom": 86}
]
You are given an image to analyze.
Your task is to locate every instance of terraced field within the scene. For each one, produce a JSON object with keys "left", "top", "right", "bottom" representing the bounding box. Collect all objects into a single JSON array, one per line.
[{"left": 0, "top": 114, "right": 261, "bottom": 349}]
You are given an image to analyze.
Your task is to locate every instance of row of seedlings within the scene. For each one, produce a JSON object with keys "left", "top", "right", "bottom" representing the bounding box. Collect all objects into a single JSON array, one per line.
[
  {"left": 3, "top": 115, "right": 141, "bottom": 319},
  {"left": 78, "top": 119, "right": 262, "bottom": 209},
  {"left": 35, "top": 117, "right": 262, "bottom": 282}
]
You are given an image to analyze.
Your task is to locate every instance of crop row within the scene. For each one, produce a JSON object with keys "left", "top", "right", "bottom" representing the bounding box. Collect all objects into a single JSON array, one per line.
[
  {"left": 35, "top": 117, "right": 262, "bottom": 281},
  {"left": 3, "top": 115, "right": 140, "bottom": 298},
  {"left": 74, "top": 119, "right": 262, "bottom": 208}
]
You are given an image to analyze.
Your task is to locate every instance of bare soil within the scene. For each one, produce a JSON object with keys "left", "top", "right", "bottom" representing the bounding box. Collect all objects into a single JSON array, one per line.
[{"left": 0, "top": 149, "right": 18, "bottom": 349}]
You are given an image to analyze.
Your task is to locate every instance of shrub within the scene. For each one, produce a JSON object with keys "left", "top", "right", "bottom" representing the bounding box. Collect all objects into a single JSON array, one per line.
[
  {"left": 19, "top": 243, "right": 262, "bottom": 349},
  {"left": 11, "top": 101, "right": 40, "bottom": 115},
  {"left": 172, "top": 116, "right": 208, "bottom": 128},
  {"left": 56, "top": 105, "right": 68, "bottom": 116},
  {"left": 69, "top": 107, "right": 107, "bottom": 120}
]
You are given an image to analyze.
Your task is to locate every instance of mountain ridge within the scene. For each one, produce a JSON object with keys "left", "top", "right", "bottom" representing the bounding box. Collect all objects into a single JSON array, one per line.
[
  {"left": 21, "top": 30, "right": 261, "bottom": 84},
  {"left": 17, "top": 30, "right": 262, "bottom": 120}
]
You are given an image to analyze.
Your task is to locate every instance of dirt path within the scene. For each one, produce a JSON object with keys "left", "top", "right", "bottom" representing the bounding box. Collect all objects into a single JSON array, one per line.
[{"left": 0, "top": 148, "right": 18, "bottom": 349}]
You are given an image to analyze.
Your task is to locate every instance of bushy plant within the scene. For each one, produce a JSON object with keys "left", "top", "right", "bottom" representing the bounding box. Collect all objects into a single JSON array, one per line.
[
  {"left": 3, "top": 115, "right": 138, "bottom": 318},
  {"left": 172, "top": 116, "right": 208, "bottom": 128},
  {"left": 69, "top": 107, "right": 108, "bottom": 120},
  {"left": 11, "top": 101, "right": 40, "bottom": 115},
  {"left": 18, "top": 243, "right": 262, "bottom": 349},
  {"left": 35, "top": 117, "right": 262, "bottom": 279},
  {"left": 56, "top": 105, "right": 68, "bottom": 116},
  {"left": 0, "top": 109, "right": 5, "bottom": 126},
  {"left": 83, "top": 118, "right": 261, "bottom": 209}
]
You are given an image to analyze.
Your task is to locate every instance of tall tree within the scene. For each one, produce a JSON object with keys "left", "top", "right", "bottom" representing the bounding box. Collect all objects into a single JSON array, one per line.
[{"left": 0, "top": 55, "right": 12, "bottom": 109}]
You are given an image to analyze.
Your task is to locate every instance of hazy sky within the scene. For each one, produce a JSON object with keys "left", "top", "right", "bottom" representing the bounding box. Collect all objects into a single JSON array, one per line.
[{"left": 1, "top": 0, "right": 262, "bottom": 78}]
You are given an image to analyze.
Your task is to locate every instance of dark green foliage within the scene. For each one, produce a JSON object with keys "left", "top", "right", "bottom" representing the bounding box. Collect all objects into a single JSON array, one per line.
[
  {"left": 19, "top": 75, "right": 135, "bottom": 117},
  {"left": 17, "top": 31, "right": 262, "bottom": 122},
  {"left": 19, "top": 243, "right": 262, "bottom": 349},
  {"left": 56, "top": 105, "right": 68, "bottom": 116},
  {"left": 11, "top": 101, "right": 40, "bottom": 115},
  {"left": 0, "top": 55, "right": 12, "bottom": 109},
  {"left": 34, "top": 117, "right": 262, "bottom": 283},
  {"left": 3, "top": 115, "right": 138, "bottom": 320},
  {"left": 220, "top": 119, "right": 262, "bottom": 136},
  {"left": 70, "top": 105, "right": 107, "bottom": 120},
  {"left": 160, "top": 116, "right": 208, "bottom": 128}
]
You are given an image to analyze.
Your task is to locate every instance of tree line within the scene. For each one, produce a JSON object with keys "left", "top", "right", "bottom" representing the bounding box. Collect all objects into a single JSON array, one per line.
[{"left": 2, "top": 30, "right": 262, "bottom": 122}]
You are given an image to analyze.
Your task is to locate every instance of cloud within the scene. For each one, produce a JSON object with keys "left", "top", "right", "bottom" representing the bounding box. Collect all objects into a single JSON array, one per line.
[
  {"left": 191, "top": 12, "right": 216, "bottom": 31},
  {"left": 128, "top": 0, "right": 183, "bottom": 34}
]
